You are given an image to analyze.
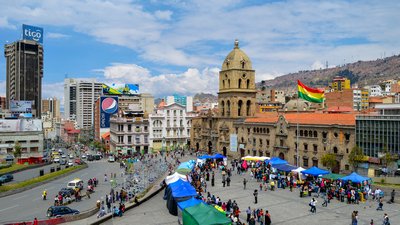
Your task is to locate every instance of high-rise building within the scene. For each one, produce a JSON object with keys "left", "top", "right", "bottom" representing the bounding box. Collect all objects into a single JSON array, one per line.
[
  {"left": 64, "top": 78, "right": 102, "bottom": 129},
  {"left": 4, "top": 40, "right": 43, "bottom": 117},
  {"left": 42, "top": 97, "right": 61, "bottom": 121}
]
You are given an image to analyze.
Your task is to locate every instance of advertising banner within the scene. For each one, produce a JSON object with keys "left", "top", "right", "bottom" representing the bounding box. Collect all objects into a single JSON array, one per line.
[
  {"left": 22, "top": 24, "right": 44, "bottom": 43},
  {"left": 100, "top": 96, "right": 118, "bottom": 128},
  {"left": 0, "top": 119, "right": 42, "bottom": 132},
  {"left": 230, "top": 134, "right": 238, "bottom": 152},
  {"left": 124, "top": 84, "right": 140, "bottom": 94},
  {"left": 10, "top": 100, "right": 32, "bottom": 112},
  {"left": 20, "top": 119, "right": 42, "bottom": 131}
]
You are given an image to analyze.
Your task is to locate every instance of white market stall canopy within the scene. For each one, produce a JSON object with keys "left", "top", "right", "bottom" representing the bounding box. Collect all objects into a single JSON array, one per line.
[{"left": 241, "top": 155, "right": 270, "bottom": 161}]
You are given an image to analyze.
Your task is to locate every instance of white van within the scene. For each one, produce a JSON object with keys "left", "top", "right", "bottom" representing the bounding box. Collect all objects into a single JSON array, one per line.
[{"left": 67, "top": 179, "right": 83, "bottom": 190}]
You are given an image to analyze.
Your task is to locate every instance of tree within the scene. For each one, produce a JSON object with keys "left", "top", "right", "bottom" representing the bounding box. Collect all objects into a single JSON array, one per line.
[
  {"left": 380, "top": 148, "right": 396, "bottom": 169},
  {"left": 13, "top": 142, "right": 22, "bottom": 158},
  {"left": 348, "top": 145, "right": 365, "bottom": 171},
  {"left": 321, "top": 153, "right": 337, "bottom": 172}
]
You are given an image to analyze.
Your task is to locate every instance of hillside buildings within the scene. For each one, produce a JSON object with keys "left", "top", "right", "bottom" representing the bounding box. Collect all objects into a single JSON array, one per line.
[{"left": 4, "top": 40, "right": 43, "bottom": 117}]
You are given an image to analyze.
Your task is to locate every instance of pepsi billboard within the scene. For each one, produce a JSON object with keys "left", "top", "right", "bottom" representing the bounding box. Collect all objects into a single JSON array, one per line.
[
  {"left": 22, "top": 24, "right": 44, "bottom": 44},
  {"left": 100, "top": 96, "right": 118, "bottom": 128}
]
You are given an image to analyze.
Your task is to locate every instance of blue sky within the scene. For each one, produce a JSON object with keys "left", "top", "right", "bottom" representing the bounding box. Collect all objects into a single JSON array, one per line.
[{"left": 0, "top": 0, "right": 399, "bottom": 103}]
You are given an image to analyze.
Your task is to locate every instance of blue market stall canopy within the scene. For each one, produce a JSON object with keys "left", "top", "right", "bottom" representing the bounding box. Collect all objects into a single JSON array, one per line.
[
  {"left": 198, "top": 155, "right": 213, "bottom": 159},
  {"left": 273, "top": 163, "right": 297, "bottom": 172},
  {"left": 341, "top": 172, "right": 371, "bottom": 183},
  {"left": 171, "top": 181, "right": 197, "bottom": 198},
  {"left": 265, "top": 157, "right": 288, "bottom": 166},
  {"left": 178, "top": 161, "right": 196, "bottom": 170},
  {"left": 212, "top": 153, "right": 226, "bottom": 159},
  {"left": 301, "top": 166, "right": 330, "bottom": 176},
  {"left": 177, "top": 197, "right": 203, "bottom": 210}
]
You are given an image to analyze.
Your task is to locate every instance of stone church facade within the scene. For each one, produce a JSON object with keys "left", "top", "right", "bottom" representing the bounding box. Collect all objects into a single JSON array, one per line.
[
  {"left": 191, "top": 40, "right": 257, "bottom": 157},
  {"left": 190, "top": 40, "right": 355, "bottom": 173}
]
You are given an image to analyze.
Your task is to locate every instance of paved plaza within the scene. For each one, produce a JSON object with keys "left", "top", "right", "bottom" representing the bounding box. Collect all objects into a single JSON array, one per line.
[{"left": 106, "top": 160, "right": 400, "bottom": 225}]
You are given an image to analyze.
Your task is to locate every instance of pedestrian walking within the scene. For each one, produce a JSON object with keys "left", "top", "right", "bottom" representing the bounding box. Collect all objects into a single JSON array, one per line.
[
  {"left": 309, "top": 198, "right": 317, "bottom": 213},
  {"left": 390, "top": 189, "right": 395, "bottom": 203},
  {"left": 246, "top": 206, "right": 251, "bottom": 222},
  {"left": 226, "top": 176, "right": 231, "bottom": 186},
  {"left": 265, "top": 210, "right": 271, "bottom": 225},
  {"left": 243, "top": 178, "right": 247, "bottom": 190},
  {"left": 253, "top": 189, "right": 258, "bottom": 204},
  {"left": 382, "top": 213, "right": 390, "bottom": 225},
  {"left": 33, "top": 218, "right": 38, "bottom": 225},
  {"left": 376, "top": 198, "right": 383, "bottom": 211}
]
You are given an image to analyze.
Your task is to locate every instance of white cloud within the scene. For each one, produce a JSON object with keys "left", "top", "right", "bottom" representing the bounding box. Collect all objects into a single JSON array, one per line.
[
  {"left": 42, "top": 82, "right": 65, "bottom": 106},
  {"left": 0, "top": 16, "right": 16, "bottom": 29},
  {"left": 154, "top": 10, "right": 173, "bottom": 20},
  {"left": 47, "top": 32, "right": 69, "bottom": 39},
  {"left": 311, "top": 61, "right": 325, "bottom": 70},
  {"left": 1, "top": 0, "right": 399, "bottom": 80},
  {"left": 102, "top": 63, "right": 219, "bottom": 96}
]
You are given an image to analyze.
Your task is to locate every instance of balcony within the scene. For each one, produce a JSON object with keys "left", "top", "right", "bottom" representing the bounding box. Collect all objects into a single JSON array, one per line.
[{"left": 273, "top": 145, "right": 289, "bottom": 151}]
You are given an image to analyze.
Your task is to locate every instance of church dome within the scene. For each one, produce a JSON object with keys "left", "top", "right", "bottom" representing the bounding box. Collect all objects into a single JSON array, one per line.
[{"left": 222, "top": 39, "right": 252, "bottom": 71}]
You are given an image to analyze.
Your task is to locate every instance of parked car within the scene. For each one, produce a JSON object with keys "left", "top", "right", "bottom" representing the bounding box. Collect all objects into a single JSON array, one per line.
[
  {"left": 69, "top": 154, "right": 74, "bottom": 159},
  {"left": 94, "top": 155, "right": 102, "bottom": 160},
  {"left": 61, "top": 155, "right": 67, "bottom": 159},
  {"left": 46, "top": 206, "right": 79, "bottom": 217},
  {"left": 53, "top": 157, "right": 60, "bottom": 163},
  {"left": 81, "top": 154, "right": 87, "bottom": 159},
  {"left": 68, "top": 160, "right": 74, "bottom": 166},
  {"left": 60, "top": 159, "right": 67, "bottom": 165},
  {"left": 0, "top": 174, "right": 13, "bottom": 184},
  {"left": 87, "top": 154, "right": 94, "bottom": 161},
  {"left": 74, "top": 159, "right": 83, "bottom": 165},
  {"left": 395, "top": 169, "right": 400, "bottom": 176},
  {"left": 108, "top": 156, "right": 115, "bottom": 162}
]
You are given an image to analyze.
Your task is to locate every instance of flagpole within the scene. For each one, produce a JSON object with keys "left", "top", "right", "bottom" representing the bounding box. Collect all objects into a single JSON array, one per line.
[{"left": 296, "top": 96, "right": 299, "bottom": 168}]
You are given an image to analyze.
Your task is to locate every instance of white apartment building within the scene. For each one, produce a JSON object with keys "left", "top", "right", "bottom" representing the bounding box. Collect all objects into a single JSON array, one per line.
[
  {"left": 149, "top": 103, "right": 197, "bottom": 152},
  {"left": 64, "top": 78, "right": 102, "bottom": 129},
  {"left": 366, "top": 85, "right": 383, "bottom": 97}
]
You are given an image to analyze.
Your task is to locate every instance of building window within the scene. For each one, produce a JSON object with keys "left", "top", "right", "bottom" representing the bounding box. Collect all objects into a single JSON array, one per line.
[
  {"left": 334, "top": 132, "right": 338, "bottom": 138},
  {"left": 346, "top": 148, "right": 349, "bottom": 154},
  {"left": 312, "top": 159, "right": 318, "bottom": 167},
  {"left": 313, "top": 144, "right": 317, "bottom": 152},
  {"left": 127, "top": 125, "right": 132, "bottom": 132},
  {"left": 127, "top": 136, "right": 132, "bottom": 143},
  {"left": 345, "top": 164, "right": 350, "bottom": 170},
  {"left": 313, "top": 131, "right": 318, "bottom": 138},
  {"left": 333, "top": 146, "right": 338, "bottom": 154},
  {"left": 304, "top": 143, "right": 308, "bottom": 151},
  {"left": 322, "top": 132, "right": 328, "bottom": 139},
  {"left": 303, "top": 158, "right": 309, "bottom": 167},
  {"left": 266, "top": 140, "right": 270, "bottom": 146}
]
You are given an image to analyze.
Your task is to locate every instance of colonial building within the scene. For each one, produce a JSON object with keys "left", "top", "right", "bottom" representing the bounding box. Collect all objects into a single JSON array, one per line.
[
  {"left": 149, "top": 102, "right": 196, "bottom": 152},
  {"left": 234, "top": 112, "right": 355, "bottom": 173},
  {"left": 191, "top": 40, "right": 257, "bottom": 156}
]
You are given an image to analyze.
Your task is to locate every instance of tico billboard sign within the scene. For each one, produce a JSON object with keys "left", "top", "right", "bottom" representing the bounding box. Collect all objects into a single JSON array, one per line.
[{"left": 22, "top": 24, "right": 43, "bottom": 44}]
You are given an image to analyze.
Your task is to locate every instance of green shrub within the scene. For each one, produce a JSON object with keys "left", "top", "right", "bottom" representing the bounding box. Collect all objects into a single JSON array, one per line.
[{"left": 0, "top": 164, "right": 28, "bottom": 174}]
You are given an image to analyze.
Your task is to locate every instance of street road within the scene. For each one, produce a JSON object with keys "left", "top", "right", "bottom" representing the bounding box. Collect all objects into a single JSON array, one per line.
[
  {"left": 9, "top": 163, "right": 69, "bottom": 183},
  {"left": 0, "top": 159, "right": 122, "bottom": 223}
]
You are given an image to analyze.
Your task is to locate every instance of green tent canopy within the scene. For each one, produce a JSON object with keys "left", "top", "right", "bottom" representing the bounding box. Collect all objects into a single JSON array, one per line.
[
  {"left": 322, "top": 173, "right": 345, "bottom": 180},
  {"left": 182, "top": 203, "right": 231, "bottom": 225},
  {"left": 176, "top": 167, "right": 192, "bottom": 175}
]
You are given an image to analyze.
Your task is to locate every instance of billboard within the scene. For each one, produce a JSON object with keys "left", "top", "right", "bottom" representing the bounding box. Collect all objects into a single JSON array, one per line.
[
  {"left": 0, "top": 119, "right": 42, "bottom": 132},
  {"left": 10, "top": 100, "right": 32, "bottom": 112},
  {"left": 100, "top": 96, "right": 118, "bottom": 128},
  {"left": 102, "top": 83, "right": 140, "bottom": 95},
  {"left": 230, "top": 134, "right": 238, "bottom": 152},
  {"left": 22, "top": 24, "right": 44, "bottom": 44}
]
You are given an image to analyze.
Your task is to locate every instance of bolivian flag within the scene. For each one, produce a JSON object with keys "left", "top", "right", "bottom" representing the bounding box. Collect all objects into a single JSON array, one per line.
[{"left": 297, "top": 80, "right": 324, "bottom": 103}]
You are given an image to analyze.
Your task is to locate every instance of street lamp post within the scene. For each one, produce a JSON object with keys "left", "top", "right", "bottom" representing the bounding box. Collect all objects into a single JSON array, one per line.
[{"left": 162, "top": 137, "right": 166, "bottom": 155}]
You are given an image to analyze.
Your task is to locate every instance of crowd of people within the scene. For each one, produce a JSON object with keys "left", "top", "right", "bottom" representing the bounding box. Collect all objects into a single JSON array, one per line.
[{"left": 187, "top": 155, "right": 395, "bottom": 225}]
